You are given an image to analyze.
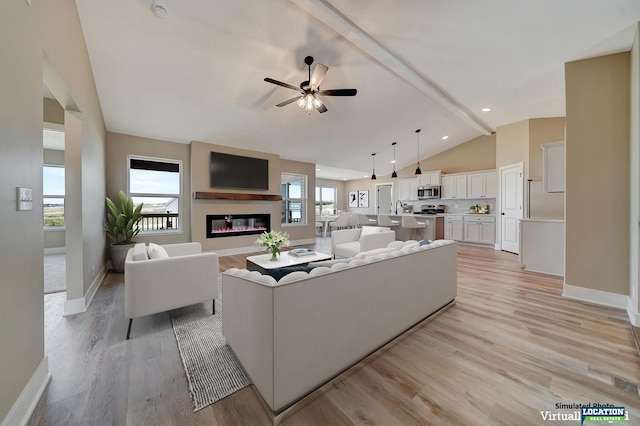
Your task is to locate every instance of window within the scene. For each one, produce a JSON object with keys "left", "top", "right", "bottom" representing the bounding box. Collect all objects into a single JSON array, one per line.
[
  {"left": 281, "top": 173, "right": 306, "bottom": 225},
  {"left": 43, "top": 165, "right": 65, "bottom": 228},
  {"left": 315, "top": 186, "right": 337, "bottom": 215},
  {"left": 128, "top": 156, "right": 182, "bottom": 232}
]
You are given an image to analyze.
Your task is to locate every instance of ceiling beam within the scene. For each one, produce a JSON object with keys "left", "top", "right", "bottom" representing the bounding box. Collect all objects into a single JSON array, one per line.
[{"left": 288, "top": 0, "right": 494, "bottom": 135}]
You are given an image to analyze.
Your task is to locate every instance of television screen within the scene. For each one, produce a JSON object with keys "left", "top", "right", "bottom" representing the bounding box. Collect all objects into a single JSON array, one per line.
[{"left": 210, "top": 152, "right": 269, "bottom": 190}]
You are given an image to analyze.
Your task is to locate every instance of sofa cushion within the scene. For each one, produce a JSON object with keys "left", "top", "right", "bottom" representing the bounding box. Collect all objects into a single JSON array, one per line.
[
  {"left": 147, "top": 243, "right": 169, "bottom": 259},
  {"left": 355, "top": 247, "right": 395, "bottom": 259},
  {"left": 132, "top": 243, "right": 149, "bottom": 261},
  {"left": 358, "top": 226, "right": 381, "bottom": 242},
  {"left": 387, "top": 241, "right": 405, "bottom": 250},
  {"left": 278, "top": 271, "right": 312, "bottom": 284}
]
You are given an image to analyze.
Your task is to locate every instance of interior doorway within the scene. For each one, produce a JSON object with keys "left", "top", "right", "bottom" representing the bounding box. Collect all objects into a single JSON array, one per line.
[
  {"left": 43, "top": 121, "right": 66, "bottom": 294},
  {"left": 499, "top": 162, "right": 523, "bottom": 254},
  {"left": 376, "top": 183, "right": 393, "bottom": 214}
]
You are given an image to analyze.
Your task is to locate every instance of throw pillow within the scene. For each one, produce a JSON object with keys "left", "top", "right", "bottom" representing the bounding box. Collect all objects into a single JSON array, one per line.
[
  {"left": 147, "top": 243, "right": 169, "bottom": 259},
  {"left": 355, "top": 247, "right": 395, "bottom": 259},
  {"left": 419, "top": 239, "right": 433, "bottom": 246},
  {"left": 358, "top": 225, "right": 381, "bottom": 242},
  {"left": 132, "top": 243, "right": 149, "bottom": 261}
]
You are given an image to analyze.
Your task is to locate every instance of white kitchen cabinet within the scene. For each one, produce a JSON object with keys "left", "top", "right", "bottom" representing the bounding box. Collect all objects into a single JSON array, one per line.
[
  {"left": 398, "top": 178, "right": 418, "bottom": 200},
  {"left": 463, "top": 215, "right": 495, "bottom": 244},
  {"left": 542, "top": 141, "right": 565, "bottom": 193},
  {"left": 467, "top": 171, "right": 497, "bottom": 199},
  {"left": 441, "top": 175, "right": 467, "bottom": 199},
  {"left": 418, "top": 170, "right": 441, "bottom": 187},
  {"left": 443, "top": 215, "right": 463, "bottom": 241}
]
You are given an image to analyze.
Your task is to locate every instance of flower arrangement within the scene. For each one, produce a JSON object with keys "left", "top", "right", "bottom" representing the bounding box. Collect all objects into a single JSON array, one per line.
[{"left": 255, "top": 230, "right": 290, "bottom": 261}]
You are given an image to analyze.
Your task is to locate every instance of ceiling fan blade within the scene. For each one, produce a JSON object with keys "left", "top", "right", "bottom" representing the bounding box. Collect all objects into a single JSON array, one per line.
[
  {"left": 317, "top": 104, "right": 328, "bottom": 113},
  {"left": 264, "top": 78, "right": 303, "bottom": 93},
  {"left": 317, "top": 88, "right": 357, "bottom": 96},
  {"left": 310, "top": 64, "right": 328, "bottom": 91},
  {"left": 276, "top": 96, "right": 302, "bottom": 107}
]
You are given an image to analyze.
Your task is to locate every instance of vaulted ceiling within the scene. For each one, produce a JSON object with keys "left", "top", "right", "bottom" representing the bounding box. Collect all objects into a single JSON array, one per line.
[{"left": 74, "top": 0, "right": 640, "bottom": 180}]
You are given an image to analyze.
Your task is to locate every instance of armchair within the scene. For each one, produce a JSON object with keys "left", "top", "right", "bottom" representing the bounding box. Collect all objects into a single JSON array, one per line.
[
  {"left": 124, "top": 242, "right": 219, "bottom": 339},
  {"left": 331, "top": 226, "right": 396, "bottom": 259}
]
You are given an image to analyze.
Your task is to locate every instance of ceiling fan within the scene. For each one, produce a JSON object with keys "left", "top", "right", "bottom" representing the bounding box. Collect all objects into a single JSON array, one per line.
[{"left": 264, "top": 56, "right": 357, "bottom": 114}]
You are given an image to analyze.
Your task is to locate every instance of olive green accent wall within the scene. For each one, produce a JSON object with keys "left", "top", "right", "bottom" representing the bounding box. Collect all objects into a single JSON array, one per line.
[{"left": 565, "top": 52, "right": 630, "bottom": 296}]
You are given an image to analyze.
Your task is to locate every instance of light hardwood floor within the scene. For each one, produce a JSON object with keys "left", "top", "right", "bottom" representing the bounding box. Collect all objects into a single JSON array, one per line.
[{"left": 29, "top": 242, "right": 640, "bottom": 425}]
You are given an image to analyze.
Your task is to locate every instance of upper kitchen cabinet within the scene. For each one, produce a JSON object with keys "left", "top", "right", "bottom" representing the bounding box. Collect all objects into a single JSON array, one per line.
[
  {"left": 541, "top": 141, "right": 565, "bottom": 192},
  {"left": 467, "top": 171, "right": 497, "bottom": 199},
  {"left": 418, "top": 170, "right": 441, "bottom": 187},
  {"left": 398, "top": 178, "right": 418, "bottom": 200},
  {"left": 441, "top": 174, "right": 467, "bottom": 199}
]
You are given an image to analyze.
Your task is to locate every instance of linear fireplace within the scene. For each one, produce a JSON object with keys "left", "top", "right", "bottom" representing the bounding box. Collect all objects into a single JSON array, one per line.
[{"left": 206, "top": 214, "right": 270, "bottom": 238}]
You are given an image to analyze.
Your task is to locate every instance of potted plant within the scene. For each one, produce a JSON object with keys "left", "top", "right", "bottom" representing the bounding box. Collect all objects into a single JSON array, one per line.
[{"left": 104, "top": 190, "right": 143, "bottom": 272}]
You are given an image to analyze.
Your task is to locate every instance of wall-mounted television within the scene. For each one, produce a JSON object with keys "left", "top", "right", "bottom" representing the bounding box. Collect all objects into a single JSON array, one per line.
[{"left": 210, "top": 152, "right": 269, "bottom": 190}]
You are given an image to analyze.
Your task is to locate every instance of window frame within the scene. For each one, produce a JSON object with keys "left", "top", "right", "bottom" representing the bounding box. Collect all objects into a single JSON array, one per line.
[
  {"left": 127, "top": 155, "right": 183, "bottom": 235},
  {"left": 281, "top": 173, "right": 307, "bottom": 227},
  {"left": 315, "top": 186, "right": 337, "bottom": 215},
  {"left": 43, "top": 164, "right": 65, "bottom": 230}
]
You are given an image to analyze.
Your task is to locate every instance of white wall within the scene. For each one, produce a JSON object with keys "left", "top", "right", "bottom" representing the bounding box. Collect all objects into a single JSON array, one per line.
[{"left": 630, "top": 24, "right": 640, "bottom": 325}]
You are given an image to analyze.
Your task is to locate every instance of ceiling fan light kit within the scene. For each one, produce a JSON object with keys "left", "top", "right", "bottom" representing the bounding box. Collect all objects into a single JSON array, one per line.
[{"left": 264, "top": 56, "right": 357, "bottom": 114}]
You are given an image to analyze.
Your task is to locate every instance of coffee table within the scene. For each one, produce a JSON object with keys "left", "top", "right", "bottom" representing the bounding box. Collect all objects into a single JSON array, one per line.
[{"left": 246, "top": 251, "right": 332, "bottom": 274}]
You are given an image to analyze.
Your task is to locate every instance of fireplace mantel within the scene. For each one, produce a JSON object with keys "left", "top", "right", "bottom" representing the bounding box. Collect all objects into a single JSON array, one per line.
[{"left": 193, "top": 192, "right": 282, "bottom": 201}]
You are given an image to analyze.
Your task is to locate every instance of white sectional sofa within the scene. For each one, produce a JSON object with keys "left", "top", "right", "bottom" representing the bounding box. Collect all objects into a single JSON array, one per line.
[{"left": 222, "top": 239, "right": 457, "bottom": 412}]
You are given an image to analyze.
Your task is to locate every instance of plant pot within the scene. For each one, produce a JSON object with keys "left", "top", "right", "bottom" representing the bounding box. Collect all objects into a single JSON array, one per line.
[{"left": 110, "top": 243, "right": 134, "bottom": 273}]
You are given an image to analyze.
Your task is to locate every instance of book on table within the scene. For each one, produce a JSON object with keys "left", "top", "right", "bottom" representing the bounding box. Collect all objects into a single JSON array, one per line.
[{"left": 289, "top": 248, "right": 315, "bottom": 257}]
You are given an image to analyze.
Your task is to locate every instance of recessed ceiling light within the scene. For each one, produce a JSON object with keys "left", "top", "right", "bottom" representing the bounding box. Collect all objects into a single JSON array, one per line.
[
  {"left": 316, "top": 168, "right": 320, "bottom": 171},
  {"left": 391, "top": 160, "right": 396, "bottom": 163},
  {"left": 343, "top": 178, "right": 347, "bottom": 181},
  {"left": 363, "top": 175, "right": 368, "bottom": 177},
  {"left": 481, "top": 107, "right": 492, "bottom": 112},
  {"left": 442, "top": 135, "right": 449, "bottom": 140}
]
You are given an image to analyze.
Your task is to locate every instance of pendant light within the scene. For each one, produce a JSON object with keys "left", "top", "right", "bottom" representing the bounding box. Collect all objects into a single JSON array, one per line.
[
  {"left": 370, "top": 153, "right": 377, "bottom": 180},
  {"left": 414, "top": 129, "right": 422, "bottom": 176},
  {"left": 391, "top": 142, "right": 398, "bottom": 178}
]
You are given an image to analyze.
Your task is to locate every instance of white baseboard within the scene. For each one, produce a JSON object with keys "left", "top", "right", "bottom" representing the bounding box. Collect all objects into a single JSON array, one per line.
[
  {"left": 627, "top": 298, "right": 640, "bottom": 327},
  {"left": 44, "top": 247, "right": 65, "bottom": 255},
  {"left": 64, "top": 263, "right": 107, "bottom": 316},
  {"left": 1, "top": 356, "right": 50, "bottom": 426},
  {"left": 562, "top": 283, "right": 629, "bottom": 310},
  {"left": 214, "top": 238, "right": 317, "bottom": 257}
]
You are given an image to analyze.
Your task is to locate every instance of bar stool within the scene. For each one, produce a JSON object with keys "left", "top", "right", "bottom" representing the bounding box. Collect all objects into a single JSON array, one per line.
[
  {"left": 401, "top": 215, "right": 426, "bottom": 240},
  {"left": 377, "top": 214, "right": 399, "bottom": 233}
]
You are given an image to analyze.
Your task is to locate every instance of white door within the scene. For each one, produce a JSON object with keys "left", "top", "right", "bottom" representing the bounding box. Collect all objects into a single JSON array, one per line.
[
  {"left": 500, "top": 163, "right": 523, "bottom": 254},
  {"left": 376, "top": 184, "right": 393, "bottom": 214}
]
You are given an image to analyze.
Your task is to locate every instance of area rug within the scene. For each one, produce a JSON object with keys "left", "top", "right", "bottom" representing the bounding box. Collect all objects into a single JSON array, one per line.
[{"left": 170, "top": 300, "right": 251, "bottom": 412}]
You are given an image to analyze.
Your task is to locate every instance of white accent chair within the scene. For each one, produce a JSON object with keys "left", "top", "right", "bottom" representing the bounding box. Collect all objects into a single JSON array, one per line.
[
  {"left": 331, "top": 226, "right": 396, "bottom": 258},
  {"left": 402, "top": 215, "right": 426, "bottom": 240},
  {"left": 124, "top": 242, "right": 219, "bottom": 339},
  {"left": 328, "top": 212, "right": 350, "bottom": 234}
]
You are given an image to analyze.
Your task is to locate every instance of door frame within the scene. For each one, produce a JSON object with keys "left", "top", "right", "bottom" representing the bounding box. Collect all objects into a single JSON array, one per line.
[{"left": 497, "top": 162, "right": 524, "bottom": 252}]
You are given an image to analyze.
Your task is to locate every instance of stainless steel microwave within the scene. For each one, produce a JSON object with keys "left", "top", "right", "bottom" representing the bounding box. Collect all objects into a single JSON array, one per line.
[{"left": 418, "top": 185, "right": 441, "bottom": 199}]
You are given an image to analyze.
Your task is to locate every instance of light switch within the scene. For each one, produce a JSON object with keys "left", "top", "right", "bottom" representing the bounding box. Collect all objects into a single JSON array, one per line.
[{"left": 17, "top": 187, "right": 33, "bottom": 211}]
